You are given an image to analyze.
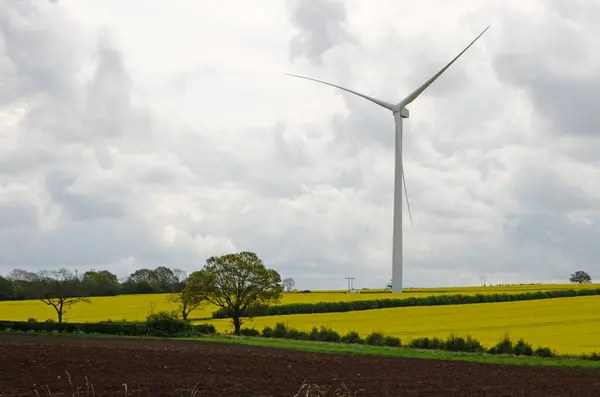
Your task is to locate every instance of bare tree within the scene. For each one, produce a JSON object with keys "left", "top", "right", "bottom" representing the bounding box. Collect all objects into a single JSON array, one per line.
[
  {"left": 35, "top": 268, "right": 91, "bottom": 322},
  {"left": 282, "top": 277, "right": 296, "bottom": 292}
]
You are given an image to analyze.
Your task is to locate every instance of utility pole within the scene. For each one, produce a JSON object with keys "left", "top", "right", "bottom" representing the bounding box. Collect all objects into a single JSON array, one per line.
[{"left": 344, "top": 277, "right": 356, "bottom": 291}]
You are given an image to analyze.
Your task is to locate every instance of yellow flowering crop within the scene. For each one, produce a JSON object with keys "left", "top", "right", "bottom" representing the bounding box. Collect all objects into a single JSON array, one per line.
[
  {"left": 207, "top": 295, "right": 600, "bottom": 355},
  {"left": 0, "top": 283, "right": 598, "bottom": 332}
]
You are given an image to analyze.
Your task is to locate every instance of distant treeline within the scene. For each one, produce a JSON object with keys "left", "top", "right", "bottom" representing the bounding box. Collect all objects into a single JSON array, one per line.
[{"left": 0, "top": 266, "right": 188, "bottom": 301}]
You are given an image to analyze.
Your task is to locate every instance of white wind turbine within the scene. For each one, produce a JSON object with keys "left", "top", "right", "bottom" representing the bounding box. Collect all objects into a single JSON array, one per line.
[{"left": 287, "top": 26, "right": 490, "bottom": 293}]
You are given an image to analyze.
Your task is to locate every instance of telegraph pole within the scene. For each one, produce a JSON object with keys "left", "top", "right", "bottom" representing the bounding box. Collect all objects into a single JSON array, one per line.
[{"left": 344, "top": 277, "right": 356, "bottom": 291}]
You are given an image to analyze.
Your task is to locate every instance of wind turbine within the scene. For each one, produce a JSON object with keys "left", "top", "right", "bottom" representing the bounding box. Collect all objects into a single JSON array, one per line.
[{"left": 287, "top": 26, "right": 490, "bottom": 293}]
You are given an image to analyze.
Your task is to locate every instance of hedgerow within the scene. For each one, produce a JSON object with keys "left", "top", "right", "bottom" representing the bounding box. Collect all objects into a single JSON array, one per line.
[
  {"left": 0, "top": 317, "right": 216, "bottom": 337},
  {"left": 258, "top": 323, "right": 560, "bottom": 358},
  {"left": 211, "top": 289, "right": 600, "bottom": 319}
]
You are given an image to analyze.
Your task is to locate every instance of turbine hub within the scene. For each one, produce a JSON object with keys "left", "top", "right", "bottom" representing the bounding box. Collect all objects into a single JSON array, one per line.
[{"left": 394, "top": 107, "right": 410, "bottom": 118}]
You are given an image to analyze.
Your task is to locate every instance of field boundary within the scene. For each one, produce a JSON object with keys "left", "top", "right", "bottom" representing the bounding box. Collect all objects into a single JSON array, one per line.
[{"left": 211, "top": 288, "right": 600, "bottom": 319}]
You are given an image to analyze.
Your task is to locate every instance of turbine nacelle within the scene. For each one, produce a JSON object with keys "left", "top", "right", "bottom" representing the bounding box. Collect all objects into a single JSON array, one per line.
[{"left": 393, "top": 107, "right": 410, "bottom": 118}]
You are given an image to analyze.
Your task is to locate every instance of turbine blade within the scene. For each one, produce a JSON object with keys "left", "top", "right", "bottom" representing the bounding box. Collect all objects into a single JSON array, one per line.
[
  {"left": 398, "top": 25, "right": 490, "bottom": 108},
  {"left": 285, "top": 73, "right": 396, "bottom": 111},
  {"left": 402, "top": 165, "right": 414, "bottom": 227}
]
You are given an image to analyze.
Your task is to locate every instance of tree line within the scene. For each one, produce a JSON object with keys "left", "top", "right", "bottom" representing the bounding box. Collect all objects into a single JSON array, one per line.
[
  {"left": 0, "top": 252, "right": 292, "bottom": 334},
  {"left": 0, "top": 266, "right": 189, "bottom": 302}
]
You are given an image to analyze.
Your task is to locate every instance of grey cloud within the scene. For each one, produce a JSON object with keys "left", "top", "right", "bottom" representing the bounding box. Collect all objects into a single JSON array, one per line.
[
  {"left": 0, "top": 0, "right": 77, "bottom": 105},
  {"left": 491, "top": 6, "right": 599, "bottom": 137},
  {"left": 502, "top": 212, "right": 600, "bottom": 277},
  {"left": 44, "top": 171, "right": 125, "bottom": 221},
  {"left": 0, "top": 218, "right": 179, "bottom": 272},
  {"left": 287, "top": 0, "right": 353, "bottom": 65},
  {"left": 511, "top": 164, "right": 596, "bottom": 213},
  {"left": 0, "top": 202, "right": 38, "bottom": 229},
  {"left": 82, "top": 38, "right": 133, "bottom": 140}
]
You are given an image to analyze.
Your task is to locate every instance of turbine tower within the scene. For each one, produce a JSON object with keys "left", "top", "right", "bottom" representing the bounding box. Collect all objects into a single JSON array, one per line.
[{"left": 287, "top": 26, "right": 490, "bottom": 293}]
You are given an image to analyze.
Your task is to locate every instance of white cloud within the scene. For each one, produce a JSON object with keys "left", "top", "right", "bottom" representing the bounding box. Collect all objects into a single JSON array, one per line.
[{"left": 1, "top": 0, "right": 599, "bottom": 290}]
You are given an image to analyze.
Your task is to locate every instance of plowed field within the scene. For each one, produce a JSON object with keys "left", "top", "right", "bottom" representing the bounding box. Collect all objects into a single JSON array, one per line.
[{"left": 1, "top": 334, "right": 600, "bottom": 396}]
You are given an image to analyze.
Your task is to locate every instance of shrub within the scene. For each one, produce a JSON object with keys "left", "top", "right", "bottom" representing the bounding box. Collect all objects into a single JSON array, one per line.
[
  {"left": 27, "top": 317, "right": 37, "bottom": 323},
  {"left": 488, "top": 334, "right": 513, "bottom": 355},
  {"left": 427, "top": 337, "right": 445, "bottom": 350},
  {"left": 444, "top": 334, "right": 484, "bottom": 353},
  {"left": 410, "top": 336, "right": 444, "bottom": 350},
  {"left": 583, "top": 352, "right": 600, "bottom": 361},
  {"left": 513, "top": 338, "right": 534, "bottom": 356},
  {"left": 240, "top": 327, "right": 260, "bottom": 337},
  {"left": 341, "top": 330, "right": 364, "bottom": 344},
  {"left": 145, "top": 310, "right": 191, "bottom": 337},
  {"left": 443, "top": 334, "right": 467, "bottom": 352},
  {"left": 284, "top": 327, "right": 311, "bottom": 340},
  {"left": 463, "top": 335, "right": 485, "bottom": 353},
  {"left": 193, "top": 323, "right": 216, "bottom": 335},
  {"left": 310, "top": 326, "right": 340, "bottom": 343},
  {"left": 272, "top": 322, "right": 287, "bottom": 338},
  {"left": 365, "top": 331, "right": 386, "bottom": 346},
  {"left": 383, "top": 335, "right": 401, "bottom": 347},
  {"left": 261, "top": 326, "right": 274, "bottom": 338},
  {"left": 410, "top": 337, "right": 430, "bottom": 349},
  {"left": 533, "top": 346, "right": 555, "bottom": 358},
  {"left": 283, "top": 327, "right": 301, "bottom": 339}
]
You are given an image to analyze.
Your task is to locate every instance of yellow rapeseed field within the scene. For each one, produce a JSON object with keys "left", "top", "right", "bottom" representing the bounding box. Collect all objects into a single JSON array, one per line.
[
  {"left": 0, "top": 291, "right": 428, "bottom": 322},
  {"left": 207, "top": 295, "right": 600, "bottom": 355},
  {"left": 0, "top": 283, "right": 598, "bottom": 339}
]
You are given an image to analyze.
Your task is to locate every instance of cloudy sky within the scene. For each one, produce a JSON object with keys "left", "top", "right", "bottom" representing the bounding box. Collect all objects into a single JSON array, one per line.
[{"left": 1, "top": 0, "right": 599, "bottom": 290}]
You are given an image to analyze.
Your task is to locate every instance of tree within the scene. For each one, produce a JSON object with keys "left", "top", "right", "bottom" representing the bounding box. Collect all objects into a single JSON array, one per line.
[
  {"left": 570, "top": 270, "right": 592, "bottom": 284},
  {"left": 282, "top": 277, "right": 296, "bottom": 292},
  {"left": 128, "top": 268, "right": 158, "bottom": 284},
  {"left": 172, "top": 268, "right": 188, "bottom": 291},
  {"left": 0, "top": 276, "right": 14, "bottom": 300},
  {"left": 34, "top": 268, "right": 91, "bottom": 322},
  {"left": 82, "top": 270, "right": 120, "bottom": 296},
  {"left": 186, "top": 251, "right": 284, "bottom": 335},
  {"left": 154, "top": 266, "right": 177, "bottom": 292},
  {"left": 7, "top": 268, "right": 39, "bottom": 299},
  {"left": 166, "top": 288, "right": 205, "bottom": 320}
]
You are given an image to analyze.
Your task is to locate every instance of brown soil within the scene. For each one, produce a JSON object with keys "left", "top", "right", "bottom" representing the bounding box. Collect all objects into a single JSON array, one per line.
[{"left": 1, "top": 334, "right": 599, "bottom": 396}]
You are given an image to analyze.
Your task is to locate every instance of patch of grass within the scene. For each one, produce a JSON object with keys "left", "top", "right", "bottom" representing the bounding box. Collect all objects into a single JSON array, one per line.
[{"left": 193, "top": 334, "right": 600, "bottom": 369}]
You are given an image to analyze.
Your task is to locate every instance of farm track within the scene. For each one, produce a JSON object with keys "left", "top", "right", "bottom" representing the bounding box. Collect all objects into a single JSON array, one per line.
[{"left": 1, "top": 335, "right": 600, "bottom": 396}]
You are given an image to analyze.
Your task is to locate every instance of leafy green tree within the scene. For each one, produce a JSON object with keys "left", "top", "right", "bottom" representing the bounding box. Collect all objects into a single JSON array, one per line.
[
  {"left": 82, "top": 270, "right": 120, "bottom": 296},
  {"left": 0, "top": 276, "right": 14, "bottom": 300},
  {"left": 570, "top": 270, "right": 592, "bottom": 284},
  {"left": 166, "top": 287, "right": 205, "bottom": 320},
  {"left": 154, "top": 266, "right": 177, "bottom": 292},
  {"left": 186, "top": 251, "right": 284, "bottom": 335}
]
